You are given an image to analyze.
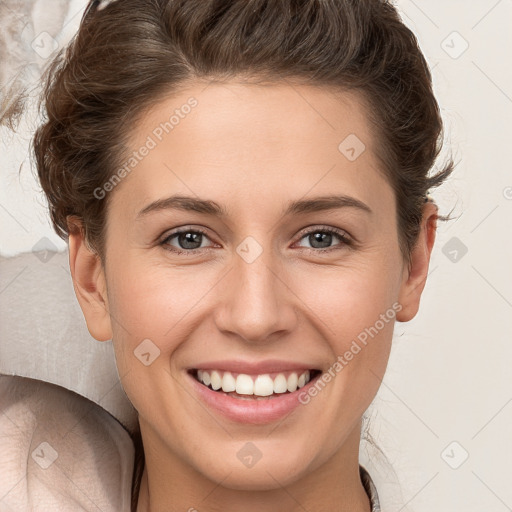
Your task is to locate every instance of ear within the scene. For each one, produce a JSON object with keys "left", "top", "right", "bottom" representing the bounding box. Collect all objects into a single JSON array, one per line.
[
  {"left": 396, "top": 201, "right": 438, "bottom": 322},
  {"left": 67, "top": 217, "right": 112, "bottom": 341}
]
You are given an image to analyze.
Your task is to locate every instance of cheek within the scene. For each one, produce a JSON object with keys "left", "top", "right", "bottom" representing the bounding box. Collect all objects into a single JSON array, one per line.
[
  {"left": 105, "top": 260, "right": 221, "bottom": 367},
  {"left": 291, "top": 256, "right": 402, "bottom": 401},
  {"left": 292, "top": 257, "right": 402, "bottom": 342},
  {"left": 104, "top": 262, "right": 206, "bottom": 416},
  {"left": 108, "top": 257, "right": 199, "bottom": 330}
]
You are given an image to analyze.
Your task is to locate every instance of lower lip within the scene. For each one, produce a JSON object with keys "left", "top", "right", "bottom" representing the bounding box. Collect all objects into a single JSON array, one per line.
[{"left": 187, "top": 371, "right": 320, "bottom": 424}]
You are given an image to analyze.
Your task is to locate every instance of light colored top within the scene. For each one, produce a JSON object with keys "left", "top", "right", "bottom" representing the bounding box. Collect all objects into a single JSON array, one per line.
[
  {"left": 0, "top": 374, "right": 134, "bottom": 511},
  {"left": 0, "top": 374, "right": 381, "bottom": 511}
]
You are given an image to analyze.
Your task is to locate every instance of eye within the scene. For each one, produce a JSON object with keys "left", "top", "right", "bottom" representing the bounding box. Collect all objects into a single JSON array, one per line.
[
  {"left": 294, "top": 226, "right": 352, "bottom": 252},
  {"left": 160, "top": 228, "right": 214, "bottom": 254},
  {"left": 160, "top": 225, "right": 353, "bottom": 255}
]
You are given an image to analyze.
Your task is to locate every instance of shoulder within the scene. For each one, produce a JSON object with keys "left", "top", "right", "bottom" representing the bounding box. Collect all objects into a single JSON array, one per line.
[{"left": 0, "top": 374, "right": 135, "bottom": 512}]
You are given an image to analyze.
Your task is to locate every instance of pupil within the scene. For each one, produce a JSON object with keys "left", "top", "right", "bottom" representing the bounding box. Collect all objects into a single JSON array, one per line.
[
  {"left": 310, "top": 232, "right": 331, "bottom": 249},
  {"left": 180, "top": 232, "right": 202, "bottom": 249}
]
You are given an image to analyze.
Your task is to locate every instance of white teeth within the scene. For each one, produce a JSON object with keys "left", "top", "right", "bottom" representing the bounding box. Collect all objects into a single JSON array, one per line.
[
  {"left": 254, "top": 375, "right": 274, "bottom": 396},
  {"left": 287, "top": 372, "right": 298, "bottom": 392},
  {"left": 221, "top": 372, "right": 236, "bottom": 393},
  {"left": 210, "top": 370, "right": 222, "bottom": 390},
  {"left": 202, "top": 371, "right": 211, "bottom": 387},
  {"left": 235, "top": 374, "right": 254, "bottom": 395},
  {"left": 273, "top": 373, "right": 288, "bottom": 394},
  {"left": 196, "top": 369, "right": 313, "bottom": 396},
  {"left": 299, "top": 370, "right": 310, "bottom": 388}
]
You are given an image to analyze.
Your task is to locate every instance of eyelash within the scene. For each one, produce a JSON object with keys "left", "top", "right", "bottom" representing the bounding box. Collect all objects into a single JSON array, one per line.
[{"left": 159, "top": 226, "right": 353, "bottom": 255}]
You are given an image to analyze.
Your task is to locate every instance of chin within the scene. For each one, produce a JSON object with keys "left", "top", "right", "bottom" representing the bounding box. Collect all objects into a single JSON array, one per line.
[
  {"left": 209, "top": 466, "right": 305, "bottom": 492},
  {"left": 190, "top": 444, "right": 313, "bottom": 491}
]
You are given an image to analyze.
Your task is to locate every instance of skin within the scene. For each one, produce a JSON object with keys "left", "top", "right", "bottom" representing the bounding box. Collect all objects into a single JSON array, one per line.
[{"left": 68, "top": 81, "right": 438, "bottom": 512}]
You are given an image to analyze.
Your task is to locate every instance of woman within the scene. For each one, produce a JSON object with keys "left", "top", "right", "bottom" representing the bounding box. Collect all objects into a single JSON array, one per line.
[{"left": 32, "top": 0, "right": 453, "bottom": 510}]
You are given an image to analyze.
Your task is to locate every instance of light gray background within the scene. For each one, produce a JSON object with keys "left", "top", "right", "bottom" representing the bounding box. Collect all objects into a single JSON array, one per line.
[{"left": 1, "top": 1, "right": 511, "bottom": 511}]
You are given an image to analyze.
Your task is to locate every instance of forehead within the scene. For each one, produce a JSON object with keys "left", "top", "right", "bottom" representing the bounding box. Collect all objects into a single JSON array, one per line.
[{"left": 108, "top": 80, "right": 391, "bottom": 218}]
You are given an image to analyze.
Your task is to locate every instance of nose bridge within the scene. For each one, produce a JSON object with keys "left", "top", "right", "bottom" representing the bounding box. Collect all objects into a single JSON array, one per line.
[{"left": 214, "top": 235, "right": 297, "bottom": 343}]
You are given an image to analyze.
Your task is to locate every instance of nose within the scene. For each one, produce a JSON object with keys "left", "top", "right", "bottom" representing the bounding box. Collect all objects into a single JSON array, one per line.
[{"left": 213, "top": 242, "right": 298, "bottom": 345}]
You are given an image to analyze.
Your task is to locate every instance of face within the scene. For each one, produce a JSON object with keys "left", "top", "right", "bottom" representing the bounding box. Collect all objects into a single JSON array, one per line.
[{"left": 70, "top": 80, "right": 436, "bottom": 494}]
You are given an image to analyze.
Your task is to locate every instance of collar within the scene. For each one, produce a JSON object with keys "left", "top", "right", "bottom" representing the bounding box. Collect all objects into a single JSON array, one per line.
[{"left": 360, "top": 465, "right": 381, "bottom": 512}]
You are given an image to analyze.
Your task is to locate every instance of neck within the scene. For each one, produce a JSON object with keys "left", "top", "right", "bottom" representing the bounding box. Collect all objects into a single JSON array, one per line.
[{"left": 136, "top": 421, "right": 372, "bottom": 512}]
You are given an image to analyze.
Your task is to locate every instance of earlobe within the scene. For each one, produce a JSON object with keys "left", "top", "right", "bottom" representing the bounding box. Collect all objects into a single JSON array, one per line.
[
  {"left": 67, "top": 217, "right": 112, "bottom": 341},
  {"left": 396, "top": 201, "right": 438, "bottom": 322}
]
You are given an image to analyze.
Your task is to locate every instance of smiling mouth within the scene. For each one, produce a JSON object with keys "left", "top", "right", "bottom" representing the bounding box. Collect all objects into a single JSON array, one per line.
[{"left": 189, "top": 368, "right": 322, "bottom": 400}]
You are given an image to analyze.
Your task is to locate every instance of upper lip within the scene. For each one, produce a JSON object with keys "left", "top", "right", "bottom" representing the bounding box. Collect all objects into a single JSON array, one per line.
[{"left": 188, "top": 359, "right": 320, "bottom": 374}]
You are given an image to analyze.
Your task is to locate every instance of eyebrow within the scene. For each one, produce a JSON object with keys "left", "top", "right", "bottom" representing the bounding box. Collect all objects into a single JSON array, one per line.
[{"left": 136, "top": 194, "right": 372, "bottom": 219}]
